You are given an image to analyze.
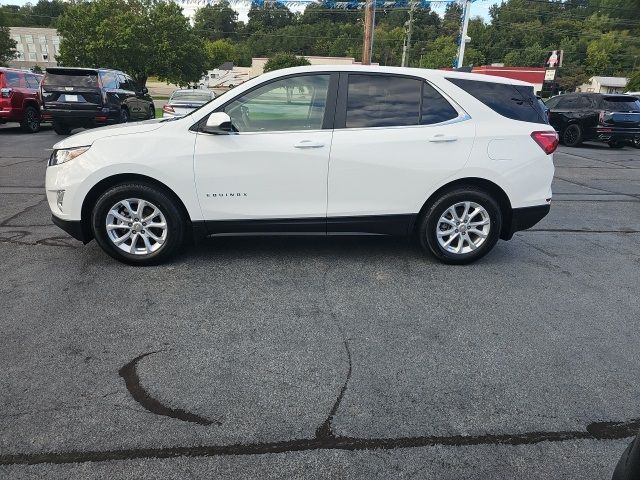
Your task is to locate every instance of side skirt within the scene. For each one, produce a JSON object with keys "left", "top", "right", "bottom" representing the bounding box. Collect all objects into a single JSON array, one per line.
[{"left": 196, "top": 214, "right": 416, "bottom": 238}]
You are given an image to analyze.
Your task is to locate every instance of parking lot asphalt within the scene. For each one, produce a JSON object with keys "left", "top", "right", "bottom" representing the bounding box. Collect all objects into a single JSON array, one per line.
[{"left": 0, "top": 124, "right": 639, "bottom": 479}]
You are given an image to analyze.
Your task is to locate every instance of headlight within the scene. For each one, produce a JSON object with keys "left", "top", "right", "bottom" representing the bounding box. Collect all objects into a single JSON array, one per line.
[{"left": 49, "top": 146, "right": 90, "bottom": 166}]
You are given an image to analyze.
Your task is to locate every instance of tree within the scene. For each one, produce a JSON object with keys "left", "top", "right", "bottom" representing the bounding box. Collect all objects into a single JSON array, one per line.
[
  {"left": 204, "top": 39, "right": 251, "bottom": 69},
  {"left": 263, "top": 53, "right": 310, "bottom": 72},
  {"left": 193, "top": 1, "right": 238, "bottom": 41},
  {"left": 56, "top": 0, "right": 206, "bottom": 87},
  {"left": 247, "top": 4, "right": 295, "bottom": 33},
  {"left": 32, "top": 65, "right": 43, "bottom": 73},
  {"left": 419, "top": 36, "right": 457, "bottom": 69},
  {"left": 628, "top": 70, "right": 640, "bottom": 91},
  {"left": 0, "top": 26, "right": 17, "bottom": 66}
]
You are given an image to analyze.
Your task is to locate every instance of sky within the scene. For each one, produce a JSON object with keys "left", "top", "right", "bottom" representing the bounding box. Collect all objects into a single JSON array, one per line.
[{"left": 0, "top": 0, "right": 499, "bottom": 21}]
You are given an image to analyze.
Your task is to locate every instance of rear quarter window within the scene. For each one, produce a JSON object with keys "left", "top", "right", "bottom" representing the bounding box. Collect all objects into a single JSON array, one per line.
[
  {"left": 2, "top": 71, "right": 22, "bottom": 88},
  {"left": 447, "top": 77, "right": 546, "bottom": 124}
]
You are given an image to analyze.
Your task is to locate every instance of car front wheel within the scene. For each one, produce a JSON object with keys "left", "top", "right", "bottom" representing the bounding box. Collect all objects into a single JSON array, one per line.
[
  {"left": 419, "top": 188, "right": 502, "bottom": 265},
  {"left": 91, "top": 183, "right": 185, "bottom": 265}
]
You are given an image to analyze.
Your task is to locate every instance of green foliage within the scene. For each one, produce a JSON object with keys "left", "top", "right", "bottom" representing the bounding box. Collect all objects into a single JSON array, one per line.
[
  {"left": 628, "top": 71, "right": 640, "bottom": 91},
  {"left": 193, "top": 1, "right": 238, "bottom": 41},
  {"left": 56, "top": 0, "right": 206, "bottom": 87},
  {"left": 0, "top": 0, "right": 66, "bottom": 27},
  {"left": 32, "top": 65, "right": 43, "bottom": 73},
  {"left": 263, "top": 53, "right": 310, "bottom": 72},
  {"left": 0, "top": 25, "right": 17, "bottom": 66},
  {"left": 204, "top": 39, "right": 251, "bottom": 69}
]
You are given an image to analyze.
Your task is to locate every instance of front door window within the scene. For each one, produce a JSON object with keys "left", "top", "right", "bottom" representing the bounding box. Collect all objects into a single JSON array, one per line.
[{"left": 223, "top": 75, "right": 330, "bottom": 132}]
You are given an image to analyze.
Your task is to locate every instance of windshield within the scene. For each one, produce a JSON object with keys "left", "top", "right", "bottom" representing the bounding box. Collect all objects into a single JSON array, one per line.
[
  {"left": 44, "top": 72, "right": 99, "bottom": 88},
  {"left": 603, "top": 97, "right": 640, "bottom": 112},
  {"left": 171, "top": 91, "right": 212, "bottom": 102}
]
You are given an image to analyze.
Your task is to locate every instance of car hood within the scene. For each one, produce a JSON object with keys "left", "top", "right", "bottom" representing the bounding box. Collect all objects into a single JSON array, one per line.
[{"left": 52, "top": 118, "right": 168, "bottom": 149}]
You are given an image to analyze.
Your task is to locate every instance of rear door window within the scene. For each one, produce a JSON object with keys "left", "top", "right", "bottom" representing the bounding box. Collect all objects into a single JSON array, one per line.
[
  {"left": 26, "top": 74, "right": 40, "bottom": 89},
  {"left": 421, "top": 82, "right": 459, "bottom": 124},
  {"left": 100, "top": 71, "right": 119, "bottom": 89},
  {"left": 447, "top": 77, "right": 546, "bottom": 124},
  {"left": 346, "top": 74, "right": 422, "bottom": 128}
]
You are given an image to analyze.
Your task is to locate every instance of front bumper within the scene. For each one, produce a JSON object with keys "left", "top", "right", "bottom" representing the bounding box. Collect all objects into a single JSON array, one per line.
[
  {"left": 503, "top": 204, "right": 550, "bottom": 240},
  {"left": 51, "top": 215, "right": 91, "bottom": 243}
]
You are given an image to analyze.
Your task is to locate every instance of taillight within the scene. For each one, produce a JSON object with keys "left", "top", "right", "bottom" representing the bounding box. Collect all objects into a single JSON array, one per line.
[
  {"left": 1, "top": 88, "right": 13, "bottom": 98},
  {"left": 162, "top": 104, "right": 174, "bottom": 113},
  {"left": 531, "top": 131, "right": 559, "bottom": 155}
]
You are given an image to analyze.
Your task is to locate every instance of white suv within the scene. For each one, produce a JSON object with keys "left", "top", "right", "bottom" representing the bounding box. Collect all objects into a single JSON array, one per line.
[{"left": 46, "top": 65, "right": 557, "bottom": 265}]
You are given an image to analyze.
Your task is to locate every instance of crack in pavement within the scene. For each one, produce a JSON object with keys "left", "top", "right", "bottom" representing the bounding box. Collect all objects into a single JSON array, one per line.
[
  {"left": 0, "top": 198, "right": 48, "bottom": 227},
  {"left": 1, "top": 418, "right": 638, "bottom": 466},
  {"left": 0, "top": 230, "right": 79, "bottom": 248},
  {"left": 118, "top": 351, "right": 221, "bottom": 427}
]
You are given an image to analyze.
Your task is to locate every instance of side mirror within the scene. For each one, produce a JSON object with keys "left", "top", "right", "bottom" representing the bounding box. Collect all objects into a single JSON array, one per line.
[
  {"left": 142, "top": 87, "right": 148, "bottom": 94},
  {"left": 202, "top": 112, "right": 235, "bottom": 135}
]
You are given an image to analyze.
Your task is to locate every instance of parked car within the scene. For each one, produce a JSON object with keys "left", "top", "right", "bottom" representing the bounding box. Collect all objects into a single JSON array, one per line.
[
  {"left": 41, "top": 67, "right": 155, "bottom": 135},
  {"left": 0, "top": 67, "right": 42, "bottom": 133},
  {"left": 162, "top": 89, "right": 215, "bottom": 118},
  {"left": 546, "top": 92, "right": 640, "bottom": 148},
  {"left": 45, "top": 65, "right": 556, "bottom": 265},
  {"left": 537, "top": 96, "right": 550, "bottom": 122}
]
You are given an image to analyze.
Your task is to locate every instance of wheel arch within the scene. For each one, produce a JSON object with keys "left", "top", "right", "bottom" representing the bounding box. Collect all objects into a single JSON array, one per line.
[
  {"left": 413, "top": 177, "right": 513, "bottom": 240},
  {"left": 80, "top": 173, "right": 193, "bottom": 243}
]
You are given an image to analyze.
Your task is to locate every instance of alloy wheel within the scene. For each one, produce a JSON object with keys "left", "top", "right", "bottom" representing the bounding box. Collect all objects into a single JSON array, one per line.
[
  {"left": 436, "top": 201, "right": 490, "bottom": 254},
  {"left": 105, "top": 198, "right": 167, "bottom": 255}
]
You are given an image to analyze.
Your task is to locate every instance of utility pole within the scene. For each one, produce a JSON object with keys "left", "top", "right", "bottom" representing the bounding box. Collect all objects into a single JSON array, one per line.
[
  {"left": 401, "top": 2, "right": 415, "bottom": 67},
  {"left": 456, "top": 0, "right": 471, "bottom": 68},
  {"left": 362, "top": 0, "right": 375, "bottom": 65}
]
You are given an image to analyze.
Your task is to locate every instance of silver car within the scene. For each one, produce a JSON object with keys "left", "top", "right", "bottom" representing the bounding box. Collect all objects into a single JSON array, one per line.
[{"left": 162, "top": 89, "right": 215, "bottom": 118}]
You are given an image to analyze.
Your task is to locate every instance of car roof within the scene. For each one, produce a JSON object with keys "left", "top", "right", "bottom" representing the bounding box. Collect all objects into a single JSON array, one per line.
[
  {"left": 260, "top": 64, "right": 535, "bottom": 87},
  {"left": 44, "top": 67, "right": 123, "bottom": 74},
  {"left": 172, "top": 89, "right": 212, "bottom": 94}
]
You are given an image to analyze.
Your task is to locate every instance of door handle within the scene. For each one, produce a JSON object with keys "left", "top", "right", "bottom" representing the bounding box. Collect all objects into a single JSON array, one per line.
[
  {"left": 294, "top": 140, "right": 325, "bottom": 149},
  {"left": 428, "top": 134, "right": 458, "bottom": 143}
]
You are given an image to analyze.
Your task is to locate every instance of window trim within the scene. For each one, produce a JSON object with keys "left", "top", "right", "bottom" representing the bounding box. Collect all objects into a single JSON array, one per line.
[
  {"left": 334, "top": 72, "right": 468, "bottom": 130},
  {"left": 191, "top": 71, "right": 339, "bottom": 134}
]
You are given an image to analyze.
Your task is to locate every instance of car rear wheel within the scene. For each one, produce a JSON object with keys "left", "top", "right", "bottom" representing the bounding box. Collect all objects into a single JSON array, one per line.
[
  {"left": 419, "top": 188, "right": 502, "bottom": 265},
  {"left": 633, "top": 137, "right": 640, "bottom": 149},
  {"left": 119, "top": 108, "right": 129, "bottom": 124},
  {"left": 20, "top": 105, "right": 40, "bottom": 133},
  {"left": 609, "top": 140, "right": 625, "bottom": 149},
  {"left": 52, "top": 120, "right": 72, "bottom": 135},
  {"left": 563, "top": 124, "right": 582, "bottom": 147},
  {"left": 148, "top": 104, "right": 155, "bottom": 119},
  {"left": 91, "top": 183, "right": 186, "bottom": 265}
]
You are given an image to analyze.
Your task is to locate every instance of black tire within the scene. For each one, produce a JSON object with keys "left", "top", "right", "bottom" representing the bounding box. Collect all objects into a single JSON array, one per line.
[
  {"left": 633, "top": 138, "right": 640, "bottom": 149},
  {"left": 418, "top": 187, "right": 502, "bottom": 265},
  {"left": 52, "top": 120, "right": 72, "bottom": 135},
  {"left": 119, "top": 108, "right": 129, "bottom": 124},
  {"left": 562, "top": 124, "right": 582, "bottom": 147},
  {"left": 609, "top": 140, "right": 625, "bottom": 149},
  {"left": 20, "top": 105, "right": 40, "bottom": 133},
  {"left": 91, "top": 183, "right": 186, "bottom": 265},
  {"left": 148, "top": 104, "right": 155, "bottom": 119}
]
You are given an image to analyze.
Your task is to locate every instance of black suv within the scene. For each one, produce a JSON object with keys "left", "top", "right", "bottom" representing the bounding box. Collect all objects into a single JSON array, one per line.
[
  {"left": 546, "top": 93, "right": 640, "bottom": 148},
  {"left": 41, "top": 67, "right": 155, "bottom": 135}
]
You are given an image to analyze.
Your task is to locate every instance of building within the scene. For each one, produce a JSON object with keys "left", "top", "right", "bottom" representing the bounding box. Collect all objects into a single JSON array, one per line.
[
  {"left": 8, "top": 27, "right": 61, "bottom": 70},
  {"left": 444, "top": 65, "right": 546, "bottom": 93},
  {"left": 576, "top": 76, "right": 628, "bottom": 94},
  {"left": 250, "top": 56, "right": 378, "bottom": 78}
]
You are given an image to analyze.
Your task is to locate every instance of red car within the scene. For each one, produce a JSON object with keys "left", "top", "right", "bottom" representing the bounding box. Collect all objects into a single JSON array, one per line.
[{"left": 0, "top": 67, "right": 43, "bottom": 133}]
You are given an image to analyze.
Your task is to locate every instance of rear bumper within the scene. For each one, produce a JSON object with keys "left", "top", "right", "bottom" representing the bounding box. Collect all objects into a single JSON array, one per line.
[
  {"left": 503, "top": 204, "right": 550, "bottom": 240},
  {"left": 0, "top": 108, "right": 22, "bottom": 122},
  {"left": 42, "top": 107, "right": 118, "bottom": 125},
  {"left": 51, "top": 215, "right": 91, "bottom": 243},
  {"left": 594, "top": 126, "right": 640, "bottom": 141}
]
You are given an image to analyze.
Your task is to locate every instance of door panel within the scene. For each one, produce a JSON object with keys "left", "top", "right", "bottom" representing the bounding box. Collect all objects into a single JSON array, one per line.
[
  {"left": 328, "top": 121, "right": 475, "bottom": 217},
  {"left": 194, "top": 131, "right": 332, "bottom": 221},
  {"left": 328, "top": 73, "right": 475, "bottom": 219},
  {"left": 193, "top": 73, "right": 336, "bottom": 224}
]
